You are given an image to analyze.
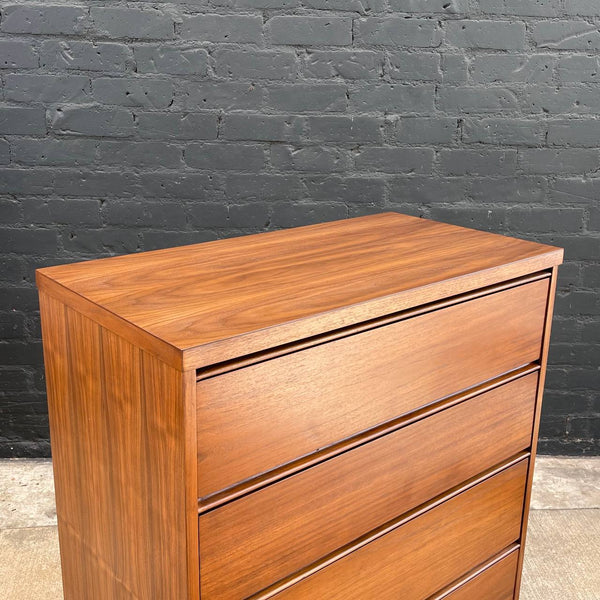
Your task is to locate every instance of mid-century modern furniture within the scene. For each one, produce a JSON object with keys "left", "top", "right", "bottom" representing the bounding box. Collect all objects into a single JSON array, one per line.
[{"left": 37, "top": 212, "right": 563, "bottom": 599}]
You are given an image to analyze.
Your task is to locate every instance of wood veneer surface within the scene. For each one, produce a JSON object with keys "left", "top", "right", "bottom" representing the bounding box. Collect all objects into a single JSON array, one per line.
[
  {"left": 197, "top": 279, "right": 547, "bottom": 496},
  {"left": 199, "top": 373, "right": 537, "bottom": 600},
  {"left": 39, "top": 292, "right": 196, "bottom": 599},
  {"left": 268, "top": 460, "right": 528, "bottom": 600},
  {"left": 37, "top": 212, "right": 563, "bottom": 368}
]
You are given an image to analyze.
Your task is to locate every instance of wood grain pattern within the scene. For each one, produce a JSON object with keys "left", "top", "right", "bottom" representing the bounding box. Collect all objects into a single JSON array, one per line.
[
  {"left": 514, "top": 265, "right": 559, "bottom": 600},
  {"left": 37, "top": 212, "right": 563, "bottom": 369},
  {"left": 266, "top": 459, "right": 528, "bottom": 600},
  {"left": 430, "top": 549, "right": 519, "bottom": 600},
  {"left": 39, "top": 292, "right": 198, "bottom": 600},
  {"left": 199, "top": 373, "right": 537, "bottom": 600},
  {"left": 196, "top": 279, "right": 548, "bottom": 496}
]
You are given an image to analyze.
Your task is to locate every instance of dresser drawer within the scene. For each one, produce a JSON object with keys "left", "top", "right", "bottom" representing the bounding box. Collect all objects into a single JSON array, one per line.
[
  {"left": 267, "top": 459, "right": 528, "bottom": 600},
  {"left": 196, "top": 279, "right": 548, "bottom": 496},
  {"left": 198, "top": 373, "right": 536, "bottom": 599},
  {"left": 435, "top": 551, "right": 519, "bottom": 600}
]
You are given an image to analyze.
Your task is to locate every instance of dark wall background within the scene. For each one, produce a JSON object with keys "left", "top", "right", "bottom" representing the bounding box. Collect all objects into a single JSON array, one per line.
[{"left": 0, "top": 0, "right": 598, "bottom": 456}]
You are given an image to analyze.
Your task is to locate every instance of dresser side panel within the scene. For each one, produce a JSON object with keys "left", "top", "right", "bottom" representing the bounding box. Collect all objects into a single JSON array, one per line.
[
  {"left": 39, "top": 291, "right": 195, "bottom": 600},
  {"left": 513, "top": 265, "right": 559, "bottom": 600}
]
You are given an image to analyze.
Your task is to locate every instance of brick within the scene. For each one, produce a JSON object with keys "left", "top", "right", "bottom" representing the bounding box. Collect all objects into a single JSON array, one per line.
[
  {"left": 182, "top": 82, "right": 264, "bottom": 111},
  {"left": 54, "top": 170, "right": 138, "bottom": 197},
  {"left": 388, "top": 51, "right": 441, "bottom": 81},
  {"left": 0, "top": 229, "right": 57, "bottom": 254},
  {"left": 4, "top": 74, "right": 90, "bottom": 103},
  {"left": 41, "top": 41, "right": 132, "bottom": 72},
  {"left": 137, "top": 173, "right": 220, "bottom": 199},
  {"left": 214, "top": 49, "right": 297, "bottom": 80},
  {"left": 509, "top": 208, "right": 584, "bottom": 233},
  {"left": 589, "top": 209, "right": 600, "bottom": 232},
  {"left": 11, "top": 139, "right": 96, "bottom": 166},
  {"left": 272, "top": 145, "right": 352, "bottom": 172},
  {"left": 0, "top": 367, "right": 29, "bottom": 388},
  {"left": 557, "top": 56, "right": 600, "bottom": 83},
  {"left": 350, "top": 83, "right": 435, "bottom": 112},
  {"left": 270, "top": 203, "right": 347, "bottom": 228},
  {"left": 304, "top": 50, "right": 383, "bottom": 80},
  {"left": 550, "top": 178, "right": 600, "bottom": 205},
  {"left": 446, "top": 20, "right": 526, "bottom": 50},
  {"left": 23, "top": 198, "right": 101, "bottom": 226},
  {"left": 186, "top": 143, "right": 266, "bottom": 171},
  {"left": 355, "top": 18, "right": 441, "bottom": 47},
  {"left": 532, "top": 21, "right": 600, "bottom": 50},
  {"left": 49, "top": 107, "right": 135, "bottom": 137},
  {"left": 0, "top": 199, "right": 22, "bottom": 224},
  {"left": 0, "top": 41, "right": 38, "bottom": 69},
  {"left": 0, "top": 140, "right": 9, "bottom": 165},
  {"left": 479, "top": 0, "right": 561, "bottom": 16},
  {"left": 91, "top": 7, "right": 175, "bottom": 40},
  {"left": 556, "top": 291, "right": 600, "bottom": 315},
  {"left": 225, "top": 174, "right": 304, "bottom": 200},
  {"left": 0, "top": 5, "right": 87, "bottom": 35},
  {"left": 355, "top": 147, "right": 434, "bottom": 174},
  {"left": 135, "top": 47, "right": 209, "bottom": 76},
  {"left": 62, "top": 229, "right": 140, "bottom": 255},
  {"left": 438, "top": 87, "right": 519, "bottom": 113},
  {"left": 441, "top": 54, "right": 468, "bottom": 83},
  {"left": 389, "top": 0, "right": 469, "bottom": 11},
  {"left": 269, "top": 16, "right": 352, "bottom": 46},
  {"left": 519, "top": 149, "right": 600, "bottom": 174},
  {"left": 428, "top": 206, "right": 508, "bottom": 232},
  {"left": 583, "top": 264, "right": 600, "bottom": 288},
  {"left": 564, "top": 0, "right": 600, "bottom": 15},
  {"left": 395, "top": 117, "right": 457, "bottom": 144},
  {"left": 302, "top": 0, "right": 386, "bottom": 11},
  {"left": 143, "top": 231, "right": 219, "bottom": 252},
  {"left": 98, "top": 141, "right": 182, "bottom": 168},
  {"left": 0, "top": 107, "right": 45, "bottom": 135},
  {"left": 105, "top": 200, "right": 186, "bottom": 228},
  {"left": 182, "top": 14, "right": 263, "bottom": 43},
  {"left": 222, "top": 114, "right": 304, "bottom": 142},
  {"left": 308, "top": 116, "right": 382, "bottom": 143},
  {"left": 304, "top": 176, "right": 385, "bottom": 204},
  {"left": 0, "top": 169, "right": 54, "bottom": 194},
  {"left": 471, "top": 54, "right": 554, "bottom": 84},
  {"left": 389, "top": 176, "right": 466, "bottom": 204},
  {"left": 521, "top": 86, "right": 600, "bottom": 115},
  {"left": 463, "top": 118, "right": 544, "bottom": 146},
  {"left": 268, "top": 84, "right": 347, "bottom": 112},
  {"left": 548, "top": 120, "right": 600, "bottom": 147},
  {"left": 216, "top": 0, "right": 298, "bottom": 7},
  {"left": 137, "top": 112, "right": 218, "bottom": 140},
  {"left": 93, "top": 77, "right": 173, "bottom": 108},
  {"left": 439, "top": 149, "right": 517, "bottom": 176}
]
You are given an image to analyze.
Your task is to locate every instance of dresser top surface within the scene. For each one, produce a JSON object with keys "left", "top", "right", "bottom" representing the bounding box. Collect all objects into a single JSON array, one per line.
[{"left": 37, "top": 212, "right": 562, "bottom": 365}]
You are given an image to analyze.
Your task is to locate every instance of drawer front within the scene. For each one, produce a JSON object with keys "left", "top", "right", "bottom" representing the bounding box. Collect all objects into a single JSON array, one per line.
[
  {"left": 436, "top": 551, "right": 519, "bottom": 600},
  {"left": 269, "top": 459, "right": 528, "bottom": 600},
  {"left": 199, "top": 373, "right": 537, "bottom": 600},
  {"left": 197, "top": 279, "right": 548, "bottom": 496}
]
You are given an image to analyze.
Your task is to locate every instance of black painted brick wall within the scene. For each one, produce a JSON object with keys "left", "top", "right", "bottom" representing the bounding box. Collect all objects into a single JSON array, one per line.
[{"left": 0, "top": 0, "right": 598, "bottom": 457}]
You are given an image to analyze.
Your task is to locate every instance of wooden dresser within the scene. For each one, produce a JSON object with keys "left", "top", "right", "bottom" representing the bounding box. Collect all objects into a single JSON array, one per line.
[{"left": 37, "top": 212, "right": 563, "bottom": 600}]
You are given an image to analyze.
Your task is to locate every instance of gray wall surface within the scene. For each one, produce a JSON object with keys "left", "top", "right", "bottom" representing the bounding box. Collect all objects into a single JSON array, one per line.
[{"left": 0, "top": 0, "right": 598, "bottom": 456}]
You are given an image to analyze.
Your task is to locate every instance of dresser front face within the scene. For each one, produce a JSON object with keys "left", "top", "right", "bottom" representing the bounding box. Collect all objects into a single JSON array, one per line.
[
  {"left": 194, "top": 276, "right": 554, "bottom": 599},
  {"left": 38, "top": 214, "right": 562, "bottom": 600}
]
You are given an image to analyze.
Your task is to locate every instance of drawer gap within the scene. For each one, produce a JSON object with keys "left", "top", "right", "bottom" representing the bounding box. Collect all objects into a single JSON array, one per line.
[
  {"left": 246, "top": 453, "right": 529, "bottom": 600},
  {"left": 198, "top": 363, "right": 539, "bottom": 513},
  {"left": 196, "top": 270, "right": 551, "bottom": 382}
]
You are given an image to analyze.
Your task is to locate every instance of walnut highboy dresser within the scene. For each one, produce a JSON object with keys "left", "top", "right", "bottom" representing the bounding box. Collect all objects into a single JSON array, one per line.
[{"left": 38, "top": 212, "right": 563, "bottom": 600}]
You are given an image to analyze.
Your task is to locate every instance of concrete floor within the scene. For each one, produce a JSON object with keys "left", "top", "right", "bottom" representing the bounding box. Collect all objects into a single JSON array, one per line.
[{"left": 1, "top": 457, "right": 599, "bottom": 599}]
